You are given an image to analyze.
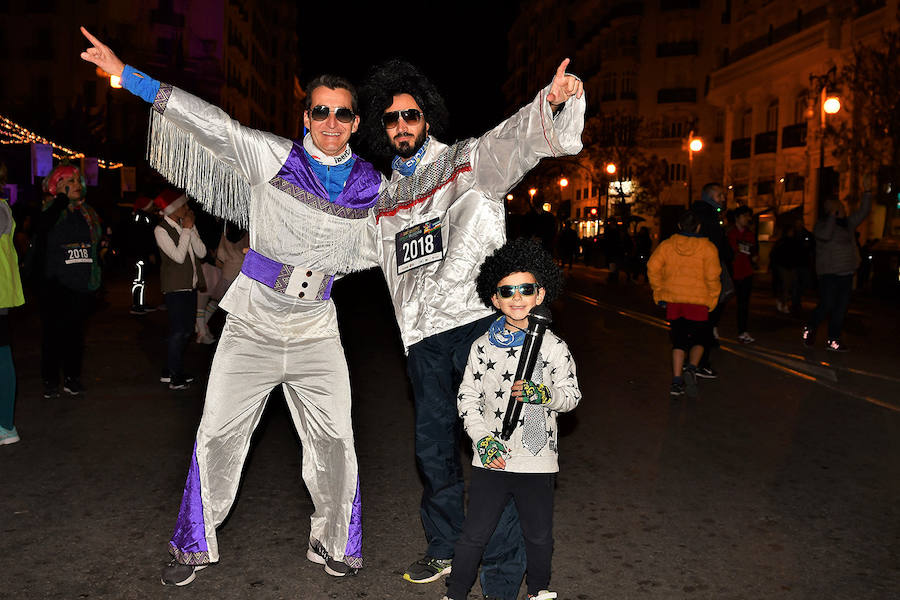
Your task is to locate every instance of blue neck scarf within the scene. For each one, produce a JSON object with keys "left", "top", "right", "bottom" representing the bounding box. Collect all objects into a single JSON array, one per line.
[
  {"left": 391, "top": 136, "right": 430, "bottom": 177},
  {"left": 488, "top": 316, "right": 525, "bottom": 348}
]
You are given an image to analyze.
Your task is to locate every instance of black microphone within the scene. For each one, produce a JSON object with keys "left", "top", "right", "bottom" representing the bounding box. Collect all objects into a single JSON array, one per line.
[{"left": 500, "top": 303, "right": 552, "bottom": 441}]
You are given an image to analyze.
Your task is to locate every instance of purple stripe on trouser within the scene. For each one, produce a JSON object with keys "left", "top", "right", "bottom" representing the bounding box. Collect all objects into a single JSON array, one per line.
[
  {"left": 344, "top": 477, "right": 362, "bottom": 563},
  {"left": 168, "top": 443, "right": 210, "bottom": 564}
]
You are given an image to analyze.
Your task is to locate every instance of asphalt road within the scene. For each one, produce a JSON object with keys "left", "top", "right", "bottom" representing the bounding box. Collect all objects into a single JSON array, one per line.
[{"left": 2, "top": 265, "right": 899, "bottom": 599}]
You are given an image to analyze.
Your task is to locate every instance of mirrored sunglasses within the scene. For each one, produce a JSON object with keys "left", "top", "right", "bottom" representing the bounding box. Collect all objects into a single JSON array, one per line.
[
  {"left": 495, "top": 283, "right": 541, "bottom": 298},
  {"left": 309, "top": 105, "right": 356, "bottom": 123},
  {"left": 381, "top": 108, "right": 423, "bottom": 128}
]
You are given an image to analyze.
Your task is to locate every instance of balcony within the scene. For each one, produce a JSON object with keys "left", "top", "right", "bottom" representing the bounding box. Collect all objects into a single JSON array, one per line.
[
  {"left": 657, "top": 87, "right": 697, "bottom": 103},
  {"left": 754, "top": 131, "right": 778, "bottom": 154},
  {"left": 661, "top": 0, "right": 700, "bottom": 9},
  {"left": 730, "top": 137, "right": 751, "bottom": 159},
  {"left": 657, "top": 40, "right": 699, "bottom": 57},
  {"left": 781, "top": 123, "right": 807, "bottom": 148}
]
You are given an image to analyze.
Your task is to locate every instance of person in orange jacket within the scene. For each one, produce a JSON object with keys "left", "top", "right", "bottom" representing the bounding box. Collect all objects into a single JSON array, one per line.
[{"left": 647, "top": 210, "right": 721, "bottom": 398}]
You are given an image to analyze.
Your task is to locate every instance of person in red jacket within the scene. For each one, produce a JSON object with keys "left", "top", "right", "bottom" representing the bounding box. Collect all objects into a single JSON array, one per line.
[{"left": 727, "top": 206, "right": 757, "bottom": 344}]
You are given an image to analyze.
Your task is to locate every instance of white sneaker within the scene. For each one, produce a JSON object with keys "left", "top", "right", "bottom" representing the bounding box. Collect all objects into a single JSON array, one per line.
[
  {"left": 528, "top": 591, "right": 559, "bottom": 600},
  {"left": 737, "top": 332, "right": 756, "bottom": 344},
  {"left": 0, "top": 426, "right": 20, "bottom": 445}
]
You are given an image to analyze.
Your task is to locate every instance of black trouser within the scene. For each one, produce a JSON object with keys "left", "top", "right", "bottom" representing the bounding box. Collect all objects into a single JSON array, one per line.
[
  {"left": 698, "top": 302, "right": 724, "bottom": 369},
  {"left": 446, "top": 468, "right": 555, "bottom": 599},
  {"left": 40, "top": 283, "right": 93, "bottom": 384},
  {"left": 165, "top": 290, "right": 197, "bottom": 377},
  {"left": 735, "top": 275, "right": 753, "bottom": 334},
  {"left": 406, "top": 314, "right": 526, "bottom": 599},
  {"left": 807, "top": 274, "right": 853, "bottom": 340}
]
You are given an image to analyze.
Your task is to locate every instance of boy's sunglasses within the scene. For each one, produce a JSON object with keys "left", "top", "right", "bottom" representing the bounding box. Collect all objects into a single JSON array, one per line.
[
  {"left": 495, "top": 283, "right": 541, "bottom": 298},
  {"left": 308, "top": 105, "right": 356, "bottom": 123},
  {"left": 381, "top": 109, "right": 424, "bottom": 128}
]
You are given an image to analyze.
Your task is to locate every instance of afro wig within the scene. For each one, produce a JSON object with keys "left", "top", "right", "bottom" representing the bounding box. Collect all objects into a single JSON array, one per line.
[
  {"left": 359, "top": 59, "right": 450, "bottom": 160},
  {"left": 476, "top": 238, "right": 563, "bottom": 308}
]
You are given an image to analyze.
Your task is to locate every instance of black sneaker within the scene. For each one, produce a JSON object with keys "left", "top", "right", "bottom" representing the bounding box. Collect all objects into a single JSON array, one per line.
[
  {"left": 169, "top": 376, "right": 191, "bottom": 390},
  {"left": 403, "top": 556, "right": 452, "bottom": 583},
  {"left": 63, "top": 378, "right": 84, "bottom": 396},
  {"left": 683, "top": 367, "right": 699, "bottom": 398},
  {"left": 306, "top": 539, "right": 358, "bottom": 577},
  {"left": 802, "top": 326, "right": 814, "bottom": 347},
  {"left": 695, "top": 365, "right": 718, "bottom": 379},
  {"left": 670, "top": 381, "right": 685, "bottom": 398},
  {"left": 160, "top": 559, "right": 207, "bottom": 586},
  {"left": 826, "top": 339, "right": 849, "bottom": 352},
  {"left": 43, "top": 381, "right": 60, "bottom": 399},
  {"left": 161, "top": 371, "right": 195, "bottom": 384}
]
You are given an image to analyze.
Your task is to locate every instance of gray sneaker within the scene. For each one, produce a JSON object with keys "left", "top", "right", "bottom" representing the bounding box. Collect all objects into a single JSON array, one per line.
[
  {"left": 403, "top": 555, "right": 452, "bottom": 583},
  {"left": 306, "top": 539, "right": 358, "bottom": 577},
  {"left": 160, "top": 559, "right": 207, "bottom": 586}
]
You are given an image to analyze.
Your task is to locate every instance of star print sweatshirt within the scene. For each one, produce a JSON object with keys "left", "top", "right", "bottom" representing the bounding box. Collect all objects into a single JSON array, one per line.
[{"left": 457, "top": 320, "right": 582, "bottom": 473}]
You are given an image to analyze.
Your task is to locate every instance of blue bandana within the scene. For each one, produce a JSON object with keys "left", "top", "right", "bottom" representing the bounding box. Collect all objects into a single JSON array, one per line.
[
  {"left": 391, "top": 136, "right": 430, "bottom": 176},
  {"left": 488, "top": 316, "right": 525, "bottom": 348}
]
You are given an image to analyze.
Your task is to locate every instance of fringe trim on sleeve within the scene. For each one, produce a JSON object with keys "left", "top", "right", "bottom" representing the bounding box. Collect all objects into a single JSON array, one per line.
[{"left": 147, "top": 109, "right": 251, "bottom": 229}]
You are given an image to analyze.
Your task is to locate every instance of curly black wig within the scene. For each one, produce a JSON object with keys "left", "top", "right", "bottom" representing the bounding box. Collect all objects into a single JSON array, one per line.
[
  {"left": 358, "top": 59, "right": 451, "bottom": 160},
  {"left": 476, "top": 238, "right": 564, "bottom": 308}
]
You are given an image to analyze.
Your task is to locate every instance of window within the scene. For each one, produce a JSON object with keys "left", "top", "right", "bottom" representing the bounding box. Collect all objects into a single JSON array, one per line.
[
  {"left": 766, "top": 100, "right": 778, "bottom": 132},
  {"left": 621, "top": 71, "right": 636, "bottom": 99},
  {"left": 715, "top": 110, "right": 725, "bottom": 142},
  {"left": 741, "top": 108, "right": 752, "bottom": 138}
]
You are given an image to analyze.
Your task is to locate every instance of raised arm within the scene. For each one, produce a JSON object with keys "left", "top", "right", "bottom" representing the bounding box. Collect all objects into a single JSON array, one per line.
[
  {"left": 79, "top": 27, "right": 290, "bottom": 226},
  {"left": 470, "top": 58, "right": 586, "bottom": 200}
]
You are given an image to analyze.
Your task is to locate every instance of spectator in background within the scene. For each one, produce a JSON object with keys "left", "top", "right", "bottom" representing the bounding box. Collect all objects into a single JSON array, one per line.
[
  {"left": 803, "top": 190, "right": 872, "bottom": 352},
  {"left": 0, "top": 162, "right": 24, "bottom": 445},
  {"left": 215, "top": 221, "right": 249, "bottom": 296},
  {"left": 33, "top": 164, "right": 102, "bottom": 399},
  {"left": 633, "top": 226, "right": 652, "bottom": 283},
  {"left": 647, "top": 210, "right": 721, "bottom": 399},
  {"left": 558, "top": 220, "right": 578, "bottom": 269},
  {"left": 728, "top": 206, "right": 756, "bottom": 344},
  {"left": 153, "top": 189, "right": 207, "bottom": 389},
  {"left": 691, "top": 183, "right": 733, "bottom": 379}
]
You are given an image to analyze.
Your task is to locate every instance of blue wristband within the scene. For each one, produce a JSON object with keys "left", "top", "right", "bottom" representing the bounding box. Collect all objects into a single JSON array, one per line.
[{"left": 121, "top": 64, "right": 161, "bottom": 104}]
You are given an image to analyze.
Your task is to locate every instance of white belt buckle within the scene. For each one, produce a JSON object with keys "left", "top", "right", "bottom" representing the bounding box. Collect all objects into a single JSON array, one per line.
[{"left": 285, "top": 268, "right": 325, "bottom": 299}]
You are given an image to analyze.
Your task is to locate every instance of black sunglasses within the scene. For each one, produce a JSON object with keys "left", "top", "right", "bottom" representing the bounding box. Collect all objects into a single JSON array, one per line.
[
  {"left": 381, "top": 108, "right": 424, "bottom": 128},
  {"left": 495, "top": 283, "right": 541, "bottom": 298},
  {"left": 309, "top": 105, "right": 356, "bottom": 123}
]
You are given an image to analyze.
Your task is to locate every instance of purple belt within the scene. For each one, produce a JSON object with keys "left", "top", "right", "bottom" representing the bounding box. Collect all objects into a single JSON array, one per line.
[{"left": 241, "top": 248, "right": 335, "bottom": 300}]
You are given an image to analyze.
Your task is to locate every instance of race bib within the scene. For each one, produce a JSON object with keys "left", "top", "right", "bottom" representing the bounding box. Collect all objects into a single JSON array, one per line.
[
  {"left": 738, "top": 241, "right": 752, "bottom": 255},
  {"left": 395, "top": 218, "right": 444, "bottom": 274},
  {"left": 64, "top": 242, "right": 92, "bottom": 265}
]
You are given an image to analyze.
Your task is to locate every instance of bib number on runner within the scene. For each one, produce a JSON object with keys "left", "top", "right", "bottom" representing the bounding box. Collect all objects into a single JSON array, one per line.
[
  {"left": 64, "top": 243, "right": 93, "bottom": 265},
  {"left": 396, "top": 218, "right": 444, "bottom": 274}
]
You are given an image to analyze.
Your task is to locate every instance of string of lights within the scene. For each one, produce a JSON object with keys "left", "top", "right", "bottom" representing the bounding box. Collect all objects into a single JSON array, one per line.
[{"left": 0, "top": 114, "right": 124, "bottom": 169}]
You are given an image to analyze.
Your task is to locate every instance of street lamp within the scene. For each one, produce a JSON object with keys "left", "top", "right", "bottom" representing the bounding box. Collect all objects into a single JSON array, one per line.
[
  {"left": 687, "top": 130, "right": 703, "bottom": 207},
  {"left": 605, "top": 163, "right": 617, "bottom": 175},
  {"left": 559, "top": 177, "right": 568, "bottom": 187},
  {"left": 809, "top": 67, "right": 841, "bottom": 217}
]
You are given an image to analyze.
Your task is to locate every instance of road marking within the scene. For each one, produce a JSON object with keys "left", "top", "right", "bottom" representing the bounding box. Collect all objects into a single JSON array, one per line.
[{"left": 568, "top": 291, "right": 900, "bottom": 413}]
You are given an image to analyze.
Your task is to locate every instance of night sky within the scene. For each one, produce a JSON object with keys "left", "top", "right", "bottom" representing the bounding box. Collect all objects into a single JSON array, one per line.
[{"left": 296, "top": 3, "right": 520, "bottom": 143}]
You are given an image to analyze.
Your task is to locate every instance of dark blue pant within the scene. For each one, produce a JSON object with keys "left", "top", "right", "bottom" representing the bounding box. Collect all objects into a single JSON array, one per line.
[
  {"left": 407, "top": 314, "right": 526, "bottom": 599},
  {"left": 447, "top": 468, "right": 555, "bottom": 600},
  {"left": 735, "top": 276, "right": 753, "bottom": 334},
  {"left": 807, "top": 274, "right": 853, "bottom": 340},
  {"left": 165, "top": 290, "right": 196, "bottom": 377},
  {"left": 40, "top": 283, "right": 93, "bottom": 384}
]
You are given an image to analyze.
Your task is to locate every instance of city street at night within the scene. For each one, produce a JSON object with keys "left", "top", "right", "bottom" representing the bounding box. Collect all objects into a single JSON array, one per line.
[{"left": 2, "top": 265, "right": 898, "bottom": 599}]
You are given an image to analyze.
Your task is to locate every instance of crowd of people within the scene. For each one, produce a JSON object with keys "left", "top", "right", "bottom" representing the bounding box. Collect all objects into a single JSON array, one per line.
[{"left": 0, "top": 24, "right": 879, "bottom": 600}]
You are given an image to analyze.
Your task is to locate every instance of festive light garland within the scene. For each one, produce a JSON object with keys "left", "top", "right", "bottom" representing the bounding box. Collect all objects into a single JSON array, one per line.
[{"left": 0, "top": 114, "right": 124, "bottom": 169}]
